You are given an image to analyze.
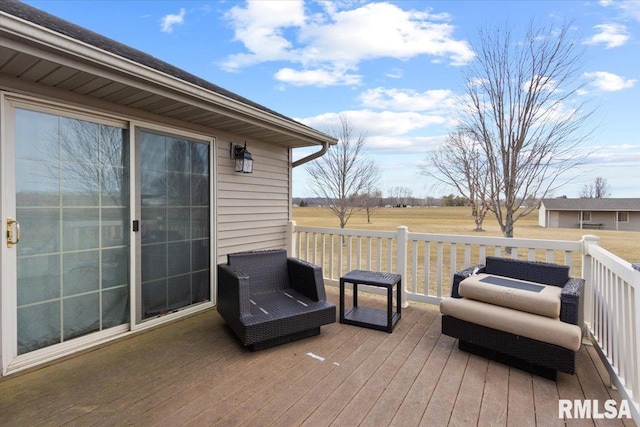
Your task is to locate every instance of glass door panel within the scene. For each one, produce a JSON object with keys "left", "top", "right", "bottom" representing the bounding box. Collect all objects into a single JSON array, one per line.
[
  {"left": 138, "top": 131, "right": 210, "bottom": 320},
  {"left": 14, "top": 109, "right": 130, "bottom": 354}
]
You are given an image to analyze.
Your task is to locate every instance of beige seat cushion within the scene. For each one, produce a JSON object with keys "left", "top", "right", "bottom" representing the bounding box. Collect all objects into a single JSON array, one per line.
[
  {"left": 459, "top": 273, "right": 562, "bottom": 318},
  {"left": 440, "top": 297, "right": 581, "bottom": 351}
]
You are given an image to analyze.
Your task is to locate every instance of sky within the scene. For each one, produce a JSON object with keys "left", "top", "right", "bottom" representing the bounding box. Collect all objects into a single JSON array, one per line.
[{"left": 24, "top": 0, "right": 640, "bottom": 199}]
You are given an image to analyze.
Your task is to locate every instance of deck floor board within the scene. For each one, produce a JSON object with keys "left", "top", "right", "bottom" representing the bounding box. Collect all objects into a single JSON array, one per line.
[{"left": 0, "top": 288, "right": 633, "bottom": 427}]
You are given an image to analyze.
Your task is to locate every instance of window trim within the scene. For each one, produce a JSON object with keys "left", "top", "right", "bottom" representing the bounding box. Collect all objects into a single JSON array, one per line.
[
  {"left": 581, "top": 211, "right": 592, "bottom": 222},
  {"left": 617, "top": 211, "right": 629, "bottom": 223}
]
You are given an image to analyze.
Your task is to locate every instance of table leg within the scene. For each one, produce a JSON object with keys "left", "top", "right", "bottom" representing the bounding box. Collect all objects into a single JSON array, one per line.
[
  {"left": 353, "top": 282, "right": 358, "bottom": 307},
  {"left": 387, "top": 285, "right": 392, "bottom": 332},
  {"left": 397, "top": 279, "right": 402, "bottom": 316},
  {"left": 339, "top": 279, "right": 345, "bottom": 323}
]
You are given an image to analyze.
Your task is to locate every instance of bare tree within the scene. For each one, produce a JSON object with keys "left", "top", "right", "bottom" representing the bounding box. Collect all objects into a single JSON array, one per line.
[
  {"left": 580, "top": 177, "right": 611, "bottom": 198},
  {"left": 306, "top": 114, "right": 380, "bottom": 228},
  {"left": 458, "top": 21, "right": 594, "bottom": 237},
  {"left": 421, "top": 127, "right": 491, "bottom": 231},
  {"left": 358, "top": 188, "right": 382, "bottom": 224},
  {"left": 388, "top": 186, "right": 413, "bottom": 206}
]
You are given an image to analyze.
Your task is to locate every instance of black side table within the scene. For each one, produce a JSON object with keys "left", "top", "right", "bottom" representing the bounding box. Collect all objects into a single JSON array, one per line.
[{"left": 339, "top": 270, "right": 402, "bottom": 333}]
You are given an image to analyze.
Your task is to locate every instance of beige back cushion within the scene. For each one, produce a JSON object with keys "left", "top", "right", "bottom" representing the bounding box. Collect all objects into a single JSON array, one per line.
[{"left": 459, "top": 273, "right": 562, "bottom": 318}]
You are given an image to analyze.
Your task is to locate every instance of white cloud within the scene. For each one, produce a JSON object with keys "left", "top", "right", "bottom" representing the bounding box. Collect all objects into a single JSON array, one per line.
[
  {"left": 599, "top": 0, "right": 640, "bottom": 22},
  {"left": 386, "top": 68, "right": 404, "bottom": 79},
  {"left": 359, "top": 87, "right": 455, "bottom": 112},
  {"left": 585, "top": 71, "right": 636, "bottom": 91},
  {"left": 366, "top": 134, "right": 446, "bottom": 153},
  {"left": 160, "top": 8, "right": 186, "bottom": 33},
  {"left": 584, "top": 23, "right": 629, "bottom": 48},
  {"left": 222, "top": 1, "right": 306, "bottom": 68},
  {"left": 274, "top": 67, "right": 362, "bottom": 86},
  {"left": 221, "top": 1, "right": 474, "bottom": 86},
  {"left": 299, "top": 110, "right": 447, "bottom": 138}
]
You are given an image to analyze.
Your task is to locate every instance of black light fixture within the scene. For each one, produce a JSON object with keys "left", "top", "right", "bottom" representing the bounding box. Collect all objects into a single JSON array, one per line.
[{"left": 233, "top": 142, "right": 253, "bottom": 173}]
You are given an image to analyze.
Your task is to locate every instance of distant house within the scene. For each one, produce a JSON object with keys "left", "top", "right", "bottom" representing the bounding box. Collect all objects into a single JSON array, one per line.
[{"left": 539, "top": 198, "right": 640, "bottom": 231}]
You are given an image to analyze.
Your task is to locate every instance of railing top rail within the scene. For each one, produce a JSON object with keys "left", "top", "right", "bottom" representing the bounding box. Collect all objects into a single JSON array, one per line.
[
  {"left": 588, "top": 243, "right": 640, "bottom": 286},
  {"left": 406, "top": 232, "right": 581, "bottom": 251},
  {"left": 293, "top": 225, "right": 581, "bottom": 252},
  {"left": 294, "top": 226, "right": 396, "bottom": 239}
]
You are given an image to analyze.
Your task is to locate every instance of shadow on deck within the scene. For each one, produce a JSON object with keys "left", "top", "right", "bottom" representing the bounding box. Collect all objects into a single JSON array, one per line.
[{"left": 0, "top": 288, "right": 634, "bottom": 426}]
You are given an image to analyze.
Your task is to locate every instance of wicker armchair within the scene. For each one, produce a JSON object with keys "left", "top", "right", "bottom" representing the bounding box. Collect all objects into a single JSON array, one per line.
[
  {"left": 441, "top": 256, "right": 584, "bottom": 380},
  {"left": 217, "top": 249, "right": 336, "bottom": 350}
]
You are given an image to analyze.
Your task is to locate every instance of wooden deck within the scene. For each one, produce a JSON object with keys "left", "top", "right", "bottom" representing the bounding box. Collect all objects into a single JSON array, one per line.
[{"left": 0, "top": 288, "right": 634, "bottom": 426}]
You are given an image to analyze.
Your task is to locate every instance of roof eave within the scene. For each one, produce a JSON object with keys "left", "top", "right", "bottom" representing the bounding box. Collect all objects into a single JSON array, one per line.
[{"left": 0, "top": 10, "right": 337, "bottom": 148}]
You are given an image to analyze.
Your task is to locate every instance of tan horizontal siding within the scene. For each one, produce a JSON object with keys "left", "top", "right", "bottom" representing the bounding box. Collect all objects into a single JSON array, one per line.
[
  {"left": 216, "top": 138, "right": 291, "bottom": 260},
  {"left": 217, "top": 169, "right": 289, "bottom": 186},
  {"left": 217, "top": 190, "right": 289, "bottom": 201},
  {"left": 218, "top": 219, "right": 289, "bottom": 232},
  {"left": 219, "top": 227, "right": 286, "bottom": 244},
  {"left": 220, "top": 198, "right": 289, "bottom": 214},
  {"left": 218, "top": 212, "right": 288, "bottom": 225}
]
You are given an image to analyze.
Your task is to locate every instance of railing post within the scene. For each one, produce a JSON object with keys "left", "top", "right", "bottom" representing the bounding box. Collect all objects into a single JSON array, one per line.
[
  {"left": 287, "top": 220, "right": 296, "bottom": 257},
  {"left": 396, "top": 226, "right": 409, "bottom": 308},
  {"left": 580, "top": 234, "right": 600, "bottom": 338}
]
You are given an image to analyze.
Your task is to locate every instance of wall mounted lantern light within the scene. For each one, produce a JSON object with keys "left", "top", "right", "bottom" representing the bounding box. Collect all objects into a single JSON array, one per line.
[{"left": 232, "top": 142, "right": 253, "bottom": 173}]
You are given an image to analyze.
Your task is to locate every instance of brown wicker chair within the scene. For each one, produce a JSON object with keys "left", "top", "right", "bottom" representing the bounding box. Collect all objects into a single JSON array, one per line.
[
  {"left": 217, "top": 249, "right": 336, "bottom": 350},
  {"left": 441, "top": 256, "right": 584, "bottom": 380}
]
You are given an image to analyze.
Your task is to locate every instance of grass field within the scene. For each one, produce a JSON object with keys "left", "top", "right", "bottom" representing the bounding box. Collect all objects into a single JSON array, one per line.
[{"left": 293, "top": 206, "right": 640, "bottom": 263}]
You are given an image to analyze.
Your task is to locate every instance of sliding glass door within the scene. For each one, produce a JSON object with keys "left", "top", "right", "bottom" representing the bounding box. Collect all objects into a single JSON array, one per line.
[
  {"left": 2, "top": 100, "right": 213, "bottom": 368},
  {"left": 137, "top": 130, "right": 210, "bottom": 320},
  {"left": 13, "top": 108, "right": 130, "bottom": 354}
]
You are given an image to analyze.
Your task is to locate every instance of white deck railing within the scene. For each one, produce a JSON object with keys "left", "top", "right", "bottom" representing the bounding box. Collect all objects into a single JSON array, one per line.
[
  {"left": 582, "top": 237, "right": 640, "bottom": 424},
  {"left": 288, "top": 221, "right": 639, "bottom": 424}
]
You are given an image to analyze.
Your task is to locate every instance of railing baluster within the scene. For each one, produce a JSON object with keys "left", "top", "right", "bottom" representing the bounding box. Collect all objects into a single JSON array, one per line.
[
  {"left": 347, "top": 236, "right": 352, "bottom": 272},
  {"left": 387, "top": 238, "right": 393, "bottom": 273},
  {"left": 338, "top": 236, "right": 344, "bottom": 278},
  {"left": 305, "top": 231, "right": 310, "bottom": 259},
  {"left": 544, "top": 249, "right": 553, "bottom": 262},
  {"left": 321, "top": 234, "right": 326, "bottom": 273},
  {"left": 412, "top": 240, "right": 418, "bottom": 294},
  {"left": 424, "top": 241, "right": 431, "bottom": 297},
  {"left": 329, "top": 234, "right": 335, "bottom": 280},
  {"left": 437, "top": 242, "right": 443, "bottom": 298},
  {"left": 450, "top": 243, "right": 457, "bottom": 285},
  {"left": 464, "top": 244, "right": 471, "bottom": 267}
]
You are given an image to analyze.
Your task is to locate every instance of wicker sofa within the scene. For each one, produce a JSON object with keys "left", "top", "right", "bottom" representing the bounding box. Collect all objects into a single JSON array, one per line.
[
  {"left": 440, "top": 256, "right": 584, "bottom": 380},
  {"left": 217, "top": 249, "right": 336, "bottom": 351}
]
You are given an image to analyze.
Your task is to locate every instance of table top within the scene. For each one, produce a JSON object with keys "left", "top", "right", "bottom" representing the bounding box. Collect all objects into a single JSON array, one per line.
[{"left": 341, "top": 270, "right": 401, "bottom": 286}]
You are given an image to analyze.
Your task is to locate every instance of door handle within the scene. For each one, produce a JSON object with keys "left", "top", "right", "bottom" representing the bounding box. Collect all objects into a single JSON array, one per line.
[{"left": 7, "top": 217, "right": 20, "bottom": 247}]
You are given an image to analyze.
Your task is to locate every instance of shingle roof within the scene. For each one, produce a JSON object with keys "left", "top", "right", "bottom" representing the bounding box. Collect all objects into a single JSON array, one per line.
[
  {"left": 541, "top": 198, "right": 640, "bottom": 211},
  {"left": 0, "top": 0, "right": 307, "bottom": 129}
]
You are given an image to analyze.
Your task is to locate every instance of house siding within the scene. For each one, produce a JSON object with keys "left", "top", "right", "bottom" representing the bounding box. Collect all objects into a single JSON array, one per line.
[
  {"left": 216, "top": 139, "right": 291, "bottom": 261},
  {"left": 554, "top": 210, "right": 640, "bottom": 231}
]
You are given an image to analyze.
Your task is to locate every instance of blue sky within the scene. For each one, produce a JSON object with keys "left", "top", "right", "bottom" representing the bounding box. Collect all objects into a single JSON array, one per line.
[{"left": 24, "top": 0, "right": 640, "bottom": 199}]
